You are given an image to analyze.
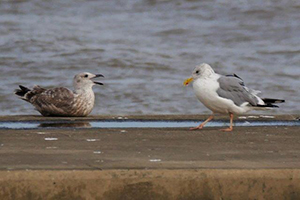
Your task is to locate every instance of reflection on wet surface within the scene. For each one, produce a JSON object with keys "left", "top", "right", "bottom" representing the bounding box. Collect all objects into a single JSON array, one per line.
[
  {"left": 38, "top": 122, "right": 91, "bottom": 128},
  {"left": 0, "top": 120, "right": 299, "bottom": 130}
]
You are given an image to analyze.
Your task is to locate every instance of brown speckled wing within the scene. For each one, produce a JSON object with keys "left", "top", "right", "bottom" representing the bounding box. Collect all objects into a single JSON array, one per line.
[{"left": 30, "top": 87, "right": 75, "bottom": 116}]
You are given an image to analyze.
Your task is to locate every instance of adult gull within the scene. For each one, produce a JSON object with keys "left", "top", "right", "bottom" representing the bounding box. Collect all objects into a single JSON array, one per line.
[
  {"left": 15, "top": 72, "right": 104, "bottom": 117},
  {"left": 184, "top": 63, "right": 284, "bottom": 131}
]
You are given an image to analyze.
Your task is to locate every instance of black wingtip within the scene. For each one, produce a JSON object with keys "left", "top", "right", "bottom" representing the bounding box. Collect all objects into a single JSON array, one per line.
[
  {"left": 15, "top": 89, "right": 23, "bottom": 96},
  {"left": 277, "top": 99, "right": 285, "bottom": 103},
  {"left": 262, "top": 98, "right": 285, "bottom": 104},
  {"left": 15, "top": 85, "right": 31, "bottom": 97}
]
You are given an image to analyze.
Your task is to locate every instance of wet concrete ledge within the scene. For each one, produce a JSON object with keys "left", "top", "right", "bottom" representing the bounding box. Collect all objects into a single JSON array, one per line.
[
  {"left": 0, "top": 115, "right": 300, "bottom": 199},
  {"left": 1, "top": 169, "right": 300, "bottom": 200}
]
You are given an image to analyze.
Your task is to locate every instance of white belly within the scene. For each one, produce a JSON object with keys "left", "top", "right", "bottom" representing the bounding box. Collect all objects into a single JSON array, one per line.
[{"left": 192, "top": 77, "right": 249, "bottom": 114}]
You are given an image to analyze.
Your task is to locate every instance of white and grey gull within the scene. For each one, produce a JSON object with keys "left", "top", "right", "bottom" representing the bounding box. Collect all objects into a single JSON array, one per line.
[
  {"left": 15, "top": 72, "right": 104, "bottom": 117},
  {"left": 184, "top": 63, "right": 284, "bottom": 131}
]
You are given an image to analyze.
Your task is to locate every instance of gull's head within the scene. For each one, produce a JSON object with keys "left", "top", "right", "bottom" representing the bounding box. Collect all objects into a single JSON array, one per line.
[
  {"left": 183, "top": 63, "right": 215, "bottom": 86},
  {"left": 73, "top": 72, "right": 104, "bottom": 90}
]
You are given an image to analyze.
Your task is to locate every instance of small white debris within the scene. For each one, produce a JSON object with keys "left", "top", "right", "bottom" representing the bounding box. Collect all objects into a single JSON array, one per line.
[
  {"left": 86, "top": 139, "right": 97, "bottom": 142},
  {"left": 62, "top": 161, "right": 68, "bottom": 164},
  {"left": 238, "top": 116, "right": 247, "bottom": 119},
  {"left": 37, "top": 132, "right": 47, "bottom": 135},
  {"left": 120, "top": 130, "right": 127, "bottom": 133},
  {"left": 46, "top": 147, "right": 57, "bottom": 149},
  {"left": 0, "top": 144, "right": 3, "bottom": 147},
  {"left": 44, "top": 138, "right": 58, "bottom": 141},
  {"left": 149, "top": 159, "right": 161, "bottom": 162},
  {"left": 93, "top": 151, "right": 102, "bottom": 154},
  {"left": 260, "top": 115, "right": 275, "bottom": 119},
  {"left": 248, "top": 116, "right": 259, "bottom": 119},
  {"left": 117, "top": 116, "right": 123, "bottom": 119}
]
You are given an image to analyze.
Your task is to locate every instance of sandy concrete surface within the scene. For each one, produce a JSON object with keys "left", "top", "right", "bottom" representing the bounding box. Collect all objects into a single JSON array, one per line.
[
  {"left": 0, "top": 115, "right": 300, "bottom": 199},
  {"left": 1, "top": 126, "right": 300, "bottom": 170}
]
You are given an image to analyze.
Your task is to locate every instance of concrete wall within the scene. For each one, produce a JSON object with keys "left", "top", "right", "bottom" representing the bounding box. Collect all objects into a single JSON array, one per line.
[{"left": 1, "top": 169, "right": 300, "bottom": 200}]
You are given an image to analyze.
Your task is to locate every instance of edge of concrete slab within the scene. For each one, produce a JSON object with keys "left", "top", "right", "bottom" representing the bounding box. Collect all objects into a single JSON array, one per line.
[{"left": 1, "top": 169, "right": 300, "bottom": 200}]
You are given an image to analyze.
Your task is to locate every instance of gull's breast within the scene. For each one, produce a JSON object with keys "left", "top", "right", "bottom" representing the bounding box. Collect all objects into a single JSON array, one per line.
[
  {"left": 71, "top": 92, "right": 95, "bottom": 117},
  {"left": 192, "top": 77, "right": 236, "bottom": 114}
]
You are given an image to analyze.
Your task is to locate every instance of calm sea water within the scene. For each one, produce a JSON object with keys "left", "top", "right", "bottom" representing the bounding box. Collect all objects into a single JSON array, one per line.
[{"left": 0, "top": 0, "right": 299, "bottom": 115}]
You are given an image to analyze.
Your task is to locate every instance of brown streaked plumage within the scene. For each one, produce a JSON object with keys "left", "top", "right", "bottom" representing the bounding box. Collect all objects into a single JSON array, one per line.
[{"left": 15, "top": 72, "right": 104, "bottom": 117}]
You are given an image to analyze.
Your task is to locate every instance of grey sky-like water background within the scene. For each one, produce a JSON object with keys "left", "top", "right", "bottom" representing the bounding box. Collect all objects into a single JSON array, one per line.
[{"left": 0, "top": 0, "right": 299, "bottom": 115}]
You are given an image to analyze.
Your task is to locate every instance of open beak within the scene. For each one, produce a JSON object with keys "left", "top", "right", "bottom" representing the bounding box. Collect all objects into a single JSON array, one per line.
[
  {"left": 183, "top": 77, "right": 193, "bottom": 86},
  {"left": 92, "top": 74, "right": 104, "bottom": 85}
]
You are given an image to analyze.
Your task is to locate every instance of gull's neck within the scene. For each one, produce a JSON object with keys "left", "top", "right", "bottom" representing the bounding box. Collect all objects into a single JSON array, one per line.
[
  {"left": 74, "top": 85, "right": 94, "bottom": 95},
  {"left": 74, "top": 85, "right": 95, "bottom": 111},
  {"left": 73, "top": 84, "right": 96, "bottom": 116}
]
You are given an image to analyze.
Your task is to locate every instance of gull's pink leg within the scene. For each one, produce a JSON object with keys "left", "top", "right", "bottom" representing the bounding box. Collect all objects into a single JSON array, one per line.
[
  {"left": 220, "top": 113, "right": 234, "bottom": 132},
  {"left": 190, "top": 115, "right": 214, "bottom": 130}
]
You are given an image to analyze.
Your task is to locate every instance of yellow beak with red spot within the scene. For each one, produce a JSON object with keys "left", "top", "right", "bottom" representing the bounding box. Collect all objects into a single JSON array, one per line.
[{"left": 183, "top": 77, "right": 194, "bottom": 86}]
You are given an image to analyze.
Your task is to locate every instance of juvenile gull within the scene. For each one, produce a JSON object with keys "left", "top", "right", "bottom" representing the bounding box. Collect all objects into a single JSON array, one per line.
[
  {"left": 15, "top": 72, "right": 104, "bottom": 117},
  {"left": 184, "top": 63, "right": 284, "bottom": 131}
]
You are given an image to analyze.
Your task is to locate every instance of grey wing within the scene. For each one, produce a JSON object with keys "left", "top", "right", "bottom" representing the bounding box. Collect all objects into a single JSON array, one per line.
[
  {"left": 30, "top": 87, "right": 75, "bottom": 116},
  {"left": 216, "top": 75, "right": 258, "bottom": 106}
]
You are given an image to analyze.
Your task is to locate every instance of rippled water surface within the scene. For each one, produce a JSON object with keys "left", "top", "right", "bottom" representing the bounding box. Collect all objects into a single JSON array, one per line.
[{"left": 0, "top": 0, "right": 299, "bottom": 115}]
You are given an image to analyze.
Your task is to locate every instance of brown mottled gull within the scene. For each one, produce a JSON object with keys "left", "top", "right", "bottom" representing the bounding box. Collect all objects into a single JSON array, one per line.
[
  {"left": 15, "top": 72, "right": 104, "bottom": 117},
  {"left": 184, "top": 63, "right": 285, "bottom": 131}
]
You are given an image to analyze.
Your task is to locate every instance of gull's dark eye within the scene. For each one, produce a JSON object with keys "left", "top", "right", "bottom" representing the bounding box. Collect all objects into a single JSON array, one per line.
[
  {"left": 195, "top": 70, "right": 199, "bottom": 74},
  {"left": 84, "top": 74, "right": 88, "bottom": 78}
]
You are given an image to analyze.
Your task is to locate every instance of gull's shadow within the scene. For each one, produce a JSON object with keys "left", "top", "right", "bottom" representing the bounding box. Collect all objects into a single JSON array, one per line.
[{"left": 38, "top": 122, "right": 91, "bottom": 128}]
